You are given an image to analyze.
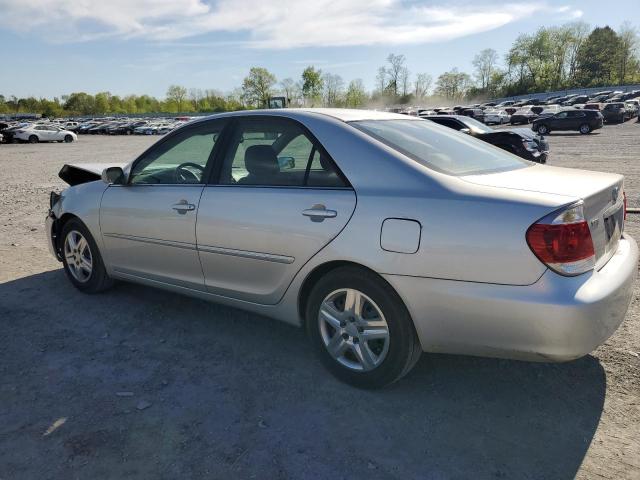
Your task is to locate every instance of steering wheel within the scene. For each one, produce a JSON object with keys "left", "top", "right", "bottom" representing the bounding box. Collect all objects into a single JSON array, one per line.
[{"left": 174, "top": 162, "right": 205, "bottom": 184}]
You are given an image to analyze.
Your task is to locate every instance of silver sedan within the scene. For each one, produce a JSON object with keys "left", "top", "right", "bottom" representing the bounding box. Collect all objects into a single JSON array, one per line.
[{"left": 46, "top": 109, "right": 637, "bottom": 388}]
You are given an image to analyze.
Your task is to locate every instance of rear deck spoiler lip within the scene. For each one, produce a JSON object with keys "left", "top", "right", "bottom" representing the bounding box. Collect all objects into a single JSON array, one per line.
[{"left": 59, "top": 162, "right": 128, "bottom": 186}]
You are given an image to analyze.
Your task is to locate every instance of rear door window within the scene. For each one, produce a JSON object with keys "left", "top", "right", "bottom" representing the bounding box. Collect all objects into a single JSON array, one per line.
[{"left": 218, "top": 117, "right": 347, "bottom": 188}]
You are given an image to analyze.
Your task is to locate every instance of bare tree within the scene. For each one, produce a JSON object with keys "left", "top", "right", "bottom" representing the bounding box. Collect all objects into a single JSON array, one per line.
[
  {"left": 322, "top": 73, "right": 345, "bottom": 107},
  {"left": 414, "top": 73, "right": 432, "bottom": 99},
  {"left": 472, "top": 48, "right": 499, "bottom": 90},
  {"left": 399, "top": 67, "right": 411, "bottom": 97},
  {"left": 279, "top": 78, "right": 295, "bottom": 105},
  {"left": 385, "top": 53, "right": 406, "bottom": 97},
  {"left": 375, "top": 67, "right": 387, "bottom": 94}
]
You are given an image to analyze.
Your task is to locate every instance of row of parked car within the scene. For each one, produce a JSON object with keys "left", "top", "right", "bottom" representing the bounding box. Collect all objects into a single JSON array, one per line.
[
  {"left": 400, "top": 89, "right": 640, "bottom": 128},
  {"left": 71, "top": 117, "right": 190, "bottom": 136},
  {"left": 0, "top": 117, "right": 192, "bottom": 144}
]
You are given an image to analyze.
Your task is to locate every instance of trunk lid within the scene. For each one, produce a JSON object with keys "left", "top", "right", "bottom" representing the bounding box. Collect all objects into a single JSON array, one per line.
[{"left": 463, "top": 164, "right": 625, "bottom": 270}]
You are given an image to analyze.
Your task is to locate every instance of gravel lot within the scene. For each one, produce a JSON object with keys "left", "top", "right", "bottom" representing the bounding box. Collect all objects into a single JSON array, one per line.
[{"left": 1, "top": 120, "right": 639, "bottom": 479}]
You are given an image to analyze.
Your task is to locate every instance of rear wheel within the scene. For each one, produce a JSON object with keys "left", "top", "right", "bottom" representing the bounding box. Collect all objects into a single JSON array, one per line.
[
  {"left": 306, "top": 266, "right": 421, "bottom": 388},
  {"left": 28, "top": 135, "right": 38, "bottom": 143},
  {"left": 536, "top": 124, "right": 548, "bottom": 135},
  {"left": 61, "top": 218, "right": 114, "bottom": 293},
  {"left": 579, "top": 123, "right": 591, "bottom": 134},
  {"left": 64, "top": 134, "right": 73, "bottom": 143}
]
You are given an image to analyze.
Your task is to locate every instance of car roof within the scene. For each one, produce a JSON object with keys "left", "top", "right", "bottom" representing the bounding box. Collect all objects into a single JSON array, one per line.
[{"left": 193, "top": 108, "right": 419, "bottom": 124}]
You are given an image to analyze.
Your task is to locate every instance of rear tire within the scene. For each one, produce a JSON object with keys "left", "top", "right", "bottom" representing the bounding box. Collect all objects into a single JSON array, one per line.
[
  {"left": 306, "top": 266, "right": 422, "bottom": 388},
  {"left": 60, "top": 218, "right": 114, "bottom": 294},
  {"left": 579, "top": 123, "right": 591, "bottom": 134},
  {"left": 28, "top": 135, "right": 38, "bottom": 143}
]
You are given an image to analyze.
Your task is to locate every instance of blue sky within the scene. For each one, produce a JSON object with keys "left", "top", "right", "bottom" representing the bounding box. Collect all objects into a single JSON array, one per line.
[{"left": 0, "top": 0, "right": 638, "bottom": 99}]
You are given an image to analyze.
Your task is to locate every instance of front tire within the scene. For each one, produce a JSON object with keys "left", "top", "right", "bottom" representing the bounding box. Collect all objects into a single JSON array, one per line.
[
  {"left": 64, "top": 134, "right": 73, "bottom": 143},
  {"left": 306, "top": 266, "right": 421, "bottom": 388},
  {"left": 60, "top": 218, "right": 114, "bottom": 293},
  {"left": 579, "top": 123, "right": 591, "bottom": 134},
  {"left": 28, "top": 135, "right": 38, "bottom": 143},
  {"left": 536, "top": 124, "right": 548, "bottom": 135}
]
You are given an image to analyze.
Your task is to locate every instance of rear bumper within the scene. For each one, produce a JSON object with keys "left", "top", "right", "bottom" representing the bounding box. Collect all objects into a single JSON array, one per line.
[{"left": 384, "top": 235, "right": 637, "bottom": 362}]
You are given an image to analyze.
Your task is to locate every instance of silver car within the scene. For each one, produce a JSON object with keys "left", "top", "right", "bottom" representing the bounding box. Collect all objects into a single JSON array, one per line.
[{"left": 46, "top": 109, "right": 637, "bottom": 388}]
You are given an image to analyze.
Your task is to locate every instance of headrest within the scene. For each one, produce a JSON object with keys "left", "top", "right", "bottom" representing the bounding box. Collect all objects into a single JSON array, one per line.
[{"left": 245, "top": 145, "right": 279, "bottom": 176}]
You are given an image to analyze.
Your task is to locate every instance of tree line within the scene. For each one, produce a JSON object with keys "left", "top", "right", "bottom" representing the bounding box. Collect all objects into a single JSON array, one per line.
[{"left": 1, "top": 21, "right": 638, "bottom": 117}]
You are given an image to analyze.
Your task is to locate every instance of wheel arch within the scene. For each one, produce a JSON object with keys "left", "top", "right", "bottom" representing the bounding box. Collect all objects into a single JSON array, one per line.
[
  {"left": 51, "top": 213, "right": 81, "bottom": 258},
  {"left": 297, "top": 260, "right": 411, "bottom": 329}
]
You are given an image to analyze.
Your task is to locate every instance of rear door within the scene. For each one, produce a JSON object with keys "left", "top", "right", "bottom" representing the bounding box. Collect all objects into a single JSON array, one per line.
[
  {"left": 100, "top": 119, "right": 227, "bottom": 290},
  {"left": 196, "top": 116, "right": 356, "bottom": 304}
]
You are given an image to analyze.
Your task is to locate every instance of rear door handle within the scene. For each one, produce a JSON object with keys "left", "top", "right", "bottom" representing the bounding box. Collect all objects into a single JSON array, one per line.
[
  {"left": 172, "top": 200, "right": 196, "bottom": 214},
  {"left": 302, "top": 204, "right": 337, "bottom": 222}
]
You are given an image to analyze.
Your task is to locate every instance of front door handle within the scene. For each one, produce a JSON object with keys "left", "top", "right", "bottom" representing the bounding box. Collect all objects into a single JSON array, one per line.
[
  {"left": 302, "top": 204, "right": 337, "bottom": 222},
  {"left": 172, "top": 200, "right": 196, "bottom": 214}
]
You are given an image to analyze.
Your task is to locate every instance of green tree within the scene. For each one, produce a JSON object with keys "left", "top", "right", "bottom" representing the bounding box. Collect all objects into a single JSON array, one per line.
[
  {"left": 576, "top": 26, "right": 623, "bottom": 86},
  {"left": 344, "top": 79, "right": 368, "bottom": 108},
  {"left": 434, "top": 68, "right": 472, "bottom": 100},
  {"left": 301, "top": 66, "right": 323, "bottom": 106},
  {"left": 166, "top": 85, "right": 188, "bottom": 112},
  {"left": 241, "top": 67, "right": 276, "bottom": 108}
]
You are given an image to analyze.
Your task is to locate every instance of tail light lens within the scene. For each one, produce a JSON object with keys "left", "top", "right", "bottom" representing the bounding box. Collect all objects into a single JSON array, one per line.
[{"left": 526, "top": 202, "right": 595, "bottom": 276}]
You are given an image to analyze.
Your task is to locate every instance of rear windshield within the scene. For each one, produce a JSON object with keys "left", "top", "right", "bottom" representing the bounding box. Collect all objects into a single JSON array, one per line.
[{"left": 350, "top": 119, "right": 530, "bottom": 176}]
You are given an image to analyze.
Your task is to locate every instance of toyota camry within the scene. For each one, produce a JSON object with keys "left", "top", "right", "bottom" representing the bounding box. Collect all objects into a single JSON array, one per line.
[{"left": 46, "top": 109, "right": 637, "bottom": 388}]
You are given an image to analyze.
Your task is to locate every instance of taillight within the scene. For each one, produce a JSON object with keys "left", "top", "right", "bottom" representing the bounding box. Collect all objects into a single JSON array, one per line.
[{"left": 526, "top": 202, "right": 595, "bottom": 276}]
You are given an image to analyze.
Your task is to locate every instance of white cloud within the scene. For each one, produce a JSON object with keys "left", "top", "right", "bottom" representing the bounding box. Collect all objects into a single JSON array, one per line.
[{"left": 0, "top": 0, "right": 583, "bottom": 48}]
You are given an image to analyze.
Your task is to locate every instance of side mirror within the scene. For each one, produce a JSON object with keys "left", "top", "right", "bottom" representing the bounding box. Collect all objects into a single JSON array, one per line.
[
  {"left": 278, "top": 156, "right": 296, "bottom": 170},
  {"left": 459, "top": 128, "right": 471, "bottom": 134},
  {"left": 102, "top": 166, "right": 125, "bottom": 185}
]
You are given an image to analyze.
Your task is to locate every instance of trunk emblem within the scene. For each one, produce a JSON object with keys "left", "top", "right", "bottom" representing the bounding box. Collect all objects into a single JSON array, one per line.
[{"left": 590, "top": 218, "right": 599, "bottom": 228}]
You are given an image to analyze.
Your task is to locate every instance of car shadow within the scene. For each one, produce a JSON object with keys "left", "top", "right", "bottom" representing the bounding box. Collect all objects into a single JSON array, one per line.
[{"left": 1, "top": 269, "right": 606, "bottom": 479}]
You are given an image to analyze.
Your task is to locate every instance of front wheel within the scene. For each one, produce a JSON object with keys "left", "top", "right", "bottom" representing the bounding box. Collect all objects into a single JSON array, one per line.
[
  {"left": 61, "top": 218, "right": 114, "bottom": 293},
  {"left": 306, "top": 266, "right": 422, "bottom": 388},
  {"left": 64, "top": 134, "right": 73, "bottom": 143},
  {"left": 28, "top": 135, "right": 39, "bottom": 143},
  {"left": 536, "top": 124, "right": 548, "bottom": 135},
  {"left": 579, "top": 123, "right": 591, "bottom": 134}
]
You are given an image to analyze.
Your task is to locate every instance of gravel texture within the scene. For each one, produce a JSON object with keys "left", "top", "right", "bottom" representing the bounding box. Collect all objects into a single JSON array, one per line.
[{"left": 1, "top": 121, "right": 639, "bottom": 479}]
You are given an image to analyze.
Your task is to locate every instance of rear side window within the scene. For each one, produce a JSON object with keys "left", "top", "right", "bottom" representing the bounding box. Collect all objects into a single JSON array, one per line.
[
  {"left": 351, "top": 119, "right": 529, "bottom": 176},
  {"left": 219, "top": 118, "right": 347, "bottom": 188}
]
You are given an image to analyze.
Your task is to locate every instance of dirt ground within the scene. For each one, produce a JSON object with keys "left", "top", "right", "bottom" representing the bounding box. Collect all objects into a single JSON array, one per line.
[{"left": 1, "top": 120, "right": 639, "bottom": 480}]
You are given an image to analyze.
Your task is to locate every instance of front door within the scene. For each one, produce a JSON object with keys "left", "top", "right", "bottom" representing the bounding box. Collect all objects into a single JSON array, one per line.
[
  {"left": 100, "top": 119, "right": 227, "bottom": 290},
  {"left": 196, "top": 116, "right": 356, "bottom": 304}
]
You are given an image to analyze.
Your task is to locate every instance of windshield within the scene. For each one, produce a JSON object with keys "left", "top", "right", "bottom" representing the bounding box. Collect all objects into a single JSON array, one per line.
[
  {"left": 351, "top": 119, "right": 529, "bottom": 176},
  {"left": 457, "top": 116, "right": 493, "bottom": 133}
]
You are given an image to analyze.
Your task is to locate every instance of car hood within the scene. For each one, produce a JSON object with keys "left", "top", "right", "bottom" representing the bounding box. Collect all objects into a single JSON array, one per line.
[
  {"left": 500, "top": 127, "right": 538, "bottom": 140},
  {"left": 59, "top": 162, "right": 128, "bottom": 186}
]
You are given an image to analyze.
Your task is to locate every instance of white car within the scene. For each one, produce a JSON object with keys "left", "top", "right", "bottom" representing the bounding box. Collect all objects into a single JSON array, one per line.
[
  {"left": 483, "top": 109, "right": 510, "bottom": 125},
  {"left": 13, "top": 124, "right": 77, "bottom": 143}
]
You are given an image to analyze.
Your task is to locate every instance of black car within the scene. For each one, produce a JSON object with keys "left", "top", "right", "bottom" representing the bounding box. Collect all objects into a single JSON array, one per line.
[
  {"left": 460, "top": 108, "right": 485, "bottom": 121},
  {"left": 601, "top": 103, "right": 627, "bottom": 123},
  {"left": 531, "top": 109, "right": 603, "bottom": 134},
  {"left": 563, "top": 95, "right": 589, "bottom": 106},
  {"left": 424, "top": 115, "right": 548, "bottom": 163}
]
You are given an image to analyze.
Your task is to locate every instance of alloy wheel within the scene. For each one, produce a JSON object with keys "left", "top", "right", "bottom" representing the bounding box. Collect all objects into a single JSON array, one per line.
[
  {"left": 63, "top": 230, "right": 93, "bottom": 283},
  {"left": 318, "top": 288, "right": 390, "bottom": 372}
]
